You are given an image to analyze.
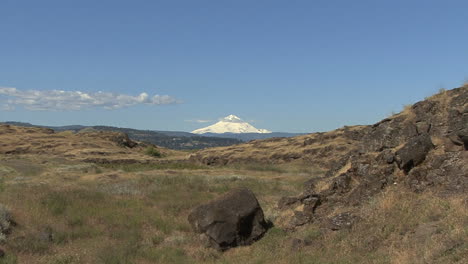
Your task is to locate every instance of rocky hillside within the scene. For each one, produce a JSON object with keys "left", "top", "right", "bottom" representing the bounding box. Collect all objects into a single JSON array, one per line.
[
  {"left": 0, "top": 125, "right": 183, "bottom": 164},
  {"left": 191, "top": 87, "right": 466, "bottom": 169},
  {"left": 191, "top": 86, "right": 467, "bottom": 228}
]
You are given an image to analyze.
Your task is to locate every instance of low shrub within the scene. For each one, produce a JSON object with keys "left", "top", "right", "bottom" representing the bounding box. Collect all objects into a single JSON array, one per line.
[{"left": 144, "top": 146, "right": 162, "bottom": 158}]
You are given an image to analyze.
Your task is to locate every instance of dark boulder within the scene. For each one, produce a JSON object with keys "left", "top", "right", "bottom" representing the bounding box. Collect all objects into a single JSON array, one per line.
[
  {"left": 395, "top": 134, "right": 434, "bottom": 173},
  {"left": 188, "top": 188, "right": 268, "bottom": 250}
]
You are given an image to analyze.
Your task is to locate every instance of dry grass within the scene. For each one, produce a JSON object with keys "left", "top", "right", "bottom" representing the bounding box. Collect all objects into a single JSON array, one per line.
[
  {"left": 1, "top": 154, "right": 466, "bottom": 264},
  {"left": 0, "top": 125, "right": 187, "bottom": 164},
  {"left": 0, "top": 156, "right": 310, "bottom": 264},
  {"left": 191, "top": 127, "right": 362, "bottom": 173}
]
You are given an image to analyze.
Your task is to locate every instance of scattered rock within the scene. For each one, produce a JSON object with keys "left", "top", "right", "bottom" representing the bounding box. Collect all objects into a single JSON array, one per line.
[
  {"left": 377, "top": 149, "right": 395, "bottom": 164},
  {"left": 330, "top": 174, "right": 352, "bottom": 194},
  {"left": 276, "top": 193, "right": 320, "bottom": 229},
  {"left": 326, "top": 212, "right": 358, "bottom": 231},
  {"left": 303, "top": 178, "right": 317, "bottom": 192},
  {"left": 278, "top": 193, "right": 320, "bottom": 211},
  {"left": 290, "top": 238, "right": 311, "bottom": 251},
  {"left": 278, "top": 196, "right": 301, "bottom": 210},
  {"left": 291, "top": 211, "right": 312, "bottom": 227},
  {"left": 38, "top": 227, "right": 54, "bottom": 242},
  {"left": 110, "top": 132, "right": 138, "bottom": 148},
  {"left": 406, "top": 151, "right": 468, "bottom": 193},
  {"left": 395, "top": 134, "right": 434, "bottom": 173},
  {"left": 188, "top": 188, "right": 268, "bottom": 251},
  {"left": 0, "top": 204, "right": 12, "bottom": 235},
  {"left": 415, "top": 121, "right": 431, "bottom": 135}
]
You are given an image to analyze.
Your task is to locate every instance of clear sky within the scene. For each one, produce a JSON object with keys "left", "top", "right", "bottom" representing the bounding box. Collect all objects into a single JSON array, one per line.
[{"left": 1, "top": 0, "right": 467, "bottom": 132}]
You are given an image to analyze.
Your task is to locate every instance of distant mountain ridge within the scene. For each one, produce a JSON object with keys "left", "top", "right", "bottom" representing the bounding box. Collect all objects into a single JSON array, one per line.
[
  {"left": 1, "top": 122, "right": 241, "bottom": 150},
  {"left": 1, "top": 121, "right": 304, "bottom": 149}
]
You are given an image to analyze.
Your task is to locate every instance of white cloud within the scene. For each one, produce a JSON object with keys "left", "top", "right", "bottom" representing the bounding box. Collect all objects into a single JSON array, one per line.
[
  {"left": 185, "top": 119, "right": 213, "bottom": 123},
  {"left": 1, "top": 104, "right": 14, "bottom": 111},
  {"left": 0, "top": 87, "right": 179, "bottom": 111}
]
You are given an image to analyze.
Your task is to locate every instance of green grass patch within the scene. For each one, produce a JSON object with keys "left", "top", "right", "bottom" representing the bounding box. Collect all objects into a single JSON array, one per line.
[
  {"left": 144, "top": 146, "right": 163, "bottom": 158},
  {"left": 138, "top": 247, "right": 189, "bottom": 263},
  {"left": 0, "top": 254, "right": 18, "bottom": 264}
]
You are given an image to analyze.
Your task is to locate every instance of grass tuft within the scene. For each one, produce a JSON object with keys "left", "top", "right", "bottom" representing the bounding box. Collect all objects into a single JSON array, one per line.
[{"left": 144, "top": 146, "right": 163, "bottom": 158}]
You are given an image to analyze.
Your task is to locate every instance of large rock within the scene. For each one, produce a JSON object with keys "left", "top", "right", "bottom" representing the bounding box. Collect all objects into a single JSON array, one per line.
[
  {"left": 395, "top": 134, "right": 434, "bottom": 173},
  {"left": 188, "top": 188, "right": 268, "bottom": 250}
]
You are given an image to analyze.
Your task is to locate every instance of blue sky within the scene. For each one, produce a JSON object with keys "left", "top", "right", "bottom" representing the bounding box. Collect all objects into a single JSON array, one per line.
[{"left": 1, "top": 0, "right": 467, "bottom": 132}]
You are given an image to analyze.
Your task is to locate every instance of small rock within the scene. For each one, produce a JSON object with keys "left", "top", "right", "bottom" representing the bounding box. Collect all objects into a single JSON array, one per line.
[
  {"left": 415, "top": 122, "right": 431, "bottom": 134},
  {"left": 0, "top": 204, "right": 12, "bottom": 237},
  {"left": 301, "top": 195, "right": 320, "bottom": 213},
  {"left": 326, "top": 212, "right": 358, "bottom": 231},
  {"left": 278, "top": 196, "right": 300, "bottom": 210},
  {"left": 290, "top": 238, "right": 311, "bottom": 251},
  {"left": 303, "top": 178, "right": 316, "bottom": 192},
  {"left": 38, "top": 227, "right": 54, "bottom": 242},
  {"left": 291, "top": 211, "right": 311, "bottom": 227},
  {"left": 378, "top": 149, "right": 395, "bottom": 164},
  {"left": 331, "top": 174, "right": 352, "bottom": 194}
]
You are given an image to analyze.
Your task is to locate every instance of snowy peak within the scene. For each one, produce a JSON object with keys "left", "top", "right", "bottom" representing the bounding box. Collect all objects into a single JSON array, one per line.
[
  {"left": 222, "top": 115, "right": 243, "bottom": 122},
  {"left": 191, "top": 115, "right": 272, "bottom": 134}
]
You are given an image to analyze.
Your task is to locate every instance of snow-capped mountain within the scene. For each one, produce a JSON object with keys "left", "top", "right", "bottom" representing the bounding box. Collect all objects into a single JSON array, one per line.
[{"left": 191, "top": 115, "right": 272, "bottom": 134}]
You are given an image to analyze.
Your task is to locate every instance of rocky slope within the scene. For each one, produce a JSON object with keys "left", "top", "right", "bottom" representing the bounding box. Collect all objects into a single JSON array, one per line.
[
  {"left": 191, "top": 87, "right": 466, "bottom": 169},
  {"left": 191, "top": 86, "right": 467, "bottom": 229}
]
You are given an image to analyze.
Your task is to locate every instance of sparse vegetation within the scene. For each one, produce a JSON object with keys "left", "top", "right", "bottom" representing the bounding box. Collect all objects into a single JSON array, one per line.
[
  {"left": 144, "top": 146, "right": 163, "bottom": 157},
  {"left": 0, "top": 159, "right": 305, "bottom": 263},
  {"left": 2, "top": 159, "right": 465, "bottom": 263},
  {"left": 100, "top": 162, "right": 208, "bottom": 172},
  {"left": 0, "top": 178, "right": 4, "bottom": 193}
]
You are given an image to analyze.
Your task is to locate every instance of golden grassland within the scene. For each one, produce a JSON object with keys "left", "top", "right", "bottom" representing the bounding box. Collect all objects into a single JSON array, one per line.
[{"left": 0, "top": 155, "right": 466, "bottom": 264}]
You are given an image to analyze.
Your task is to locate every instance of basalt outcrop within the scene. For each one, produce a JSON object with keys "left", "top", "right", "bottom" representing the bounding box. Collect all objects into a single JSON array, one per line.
[{"left": 276, "top": 87, "right": 467, "bottom": 229}]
